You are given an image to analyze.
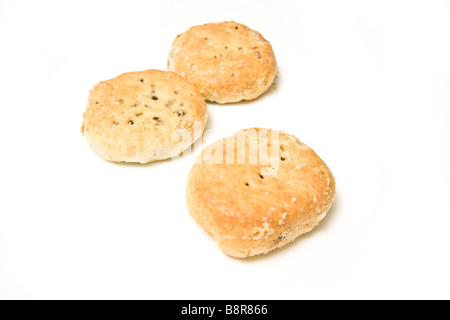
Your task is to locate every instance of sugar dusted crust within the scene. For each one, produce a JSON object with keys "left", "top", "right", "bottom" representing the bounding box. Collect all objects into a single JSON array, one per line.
[
  {"left": 186, "top": 128, "right": 336, "bottom": 258},
  {"left": 168, "top": 21, "right": 278, "bottom": 104},
  {"left": 82, "top": 69, "right": 207, "bottom": 163}
]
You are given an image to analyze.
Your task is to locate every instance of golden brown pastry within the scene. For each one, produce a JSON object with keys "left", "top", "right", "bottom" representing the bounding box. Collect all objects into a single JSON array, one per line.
[
  {"left": 186, "top": 128, "right": 335, "bottom": 258},
  {"left": 168, "top": 21, "right": 277, "bottom": 104},
  {"left": 82, "top": 69, "right": 207, "bottom": 163}
]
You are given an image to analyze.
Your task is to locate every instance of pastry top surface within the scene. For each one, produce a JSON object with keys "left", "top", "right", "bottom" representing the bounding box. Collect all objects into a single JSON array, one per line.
[
  {"left": 82, "top": 69, "right": 207, "bottom": 163},
  {"left": 168, "top": 21, "right": 277, "bottom": 103}
]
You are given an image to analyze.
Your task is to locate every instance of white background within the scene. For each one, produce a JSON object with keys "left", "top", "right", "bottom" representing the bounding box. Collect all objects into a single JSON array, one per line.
[{"left": 0, "top": 0, "right": 449, "bottom": 300}]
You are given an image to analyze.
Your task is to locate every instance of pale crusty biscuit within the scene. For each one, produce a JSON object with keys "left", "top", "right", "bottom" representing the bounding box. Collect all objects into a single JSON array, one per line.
[
  {"left": 168, "top": 21, "right": 278, "bottom": 104},
  {"left": 82, "top": 69, "right": 207, "bottom": 163},
  {"left": 186, "top": 128, "right": 335, "bottom": 258}
]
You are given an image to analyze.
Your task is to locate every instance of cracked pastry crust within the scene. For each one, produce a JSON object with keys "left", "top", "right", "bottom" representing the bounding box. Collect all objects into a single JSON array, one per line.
[
  {"left": 168, "top": 21, "right": 278, "bottom": 104},
  {"left": 186, "top": 128, "right": 335, "bottom": 258},
  {"left": 82, "top": 69, "right": 207, "bottom": 163}
]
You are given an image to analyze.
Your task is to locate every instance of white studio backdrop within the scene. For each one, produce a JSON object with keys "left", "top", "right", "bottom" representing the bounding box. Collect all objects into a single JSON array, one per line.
[{"left": 0, "top": 0, "right": 449, "bottom": 299}]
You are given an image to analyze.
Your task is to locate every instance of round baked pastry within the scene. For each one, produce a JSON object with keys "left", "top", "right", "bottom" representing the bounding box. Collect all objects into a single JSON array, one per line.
[
  {"left": 82, "top": 69, "right": 207, "bottom": 163},
  {"left": 168, "top": 21, "right": 277, "bottom": 104},
  {"left": 186, "top": 128, "right": 335, "bottom": 258}
]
